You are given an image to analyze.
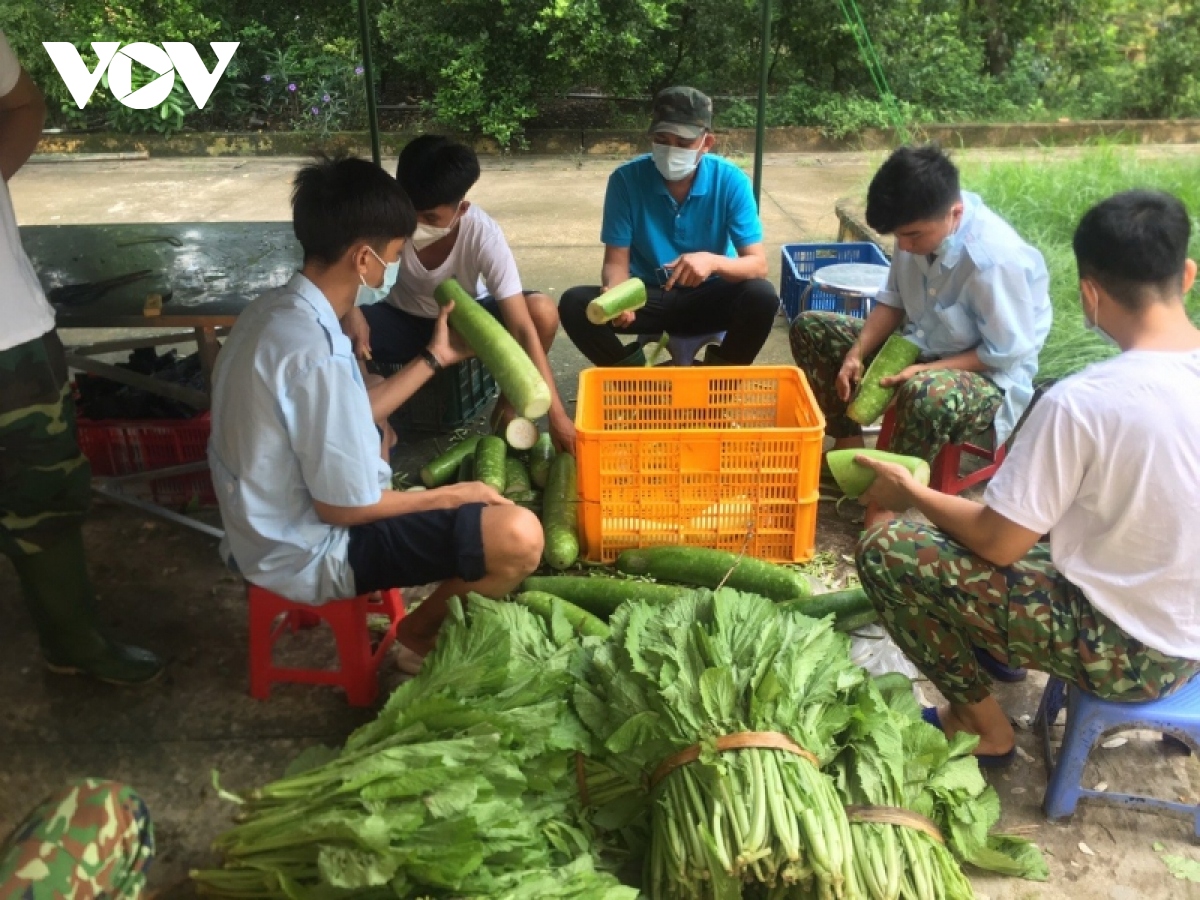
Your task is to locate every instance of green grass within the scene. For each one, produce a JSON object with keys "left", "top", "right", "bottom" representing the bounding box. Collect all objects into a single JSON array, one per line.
[{"left": 962, "top": 148, "right": 1200, "bottom": 382}]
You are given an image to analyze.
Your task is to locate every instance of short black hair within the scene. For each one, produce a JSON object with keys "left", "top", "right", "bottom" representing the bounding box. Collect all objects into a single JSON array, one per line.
[
  {"left": 396, "top": 135, "right": 480, "bottom": 211},
  {"left": 1073, "top": 190, "right": 1191, "bottom": 310},
  {"left": 291, "top": 155, "right": 416, "bottom": 265},
  {"left": 866, "top": 145, "right": 961, "bottom": 234}
]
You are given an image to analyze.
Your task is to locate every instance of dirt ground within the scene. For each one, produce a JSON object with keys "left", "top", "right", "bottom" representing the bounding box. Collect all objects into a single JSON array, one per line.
[{"left": 3, "top": 148, "right": 1200, "bottom": 898}]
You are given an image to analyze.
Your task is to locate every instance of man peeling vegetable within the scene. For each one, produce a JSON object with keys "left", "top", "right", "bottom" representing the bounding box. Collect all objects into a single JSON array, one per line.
[
  {"left": 855, "top": 191, "right": 1200, "bottom": 767},
  {"left": 340, "top": 136, "right": 576, "bottom": 452},
  {"left": 791, "top": 145, "right": 1052, "bottom": 529},
  {"left": 559, "top": 86, "right": 780, "bottom": 366},
  {"left": 209, "top": 157, "right": 544, "bottom": 675}
]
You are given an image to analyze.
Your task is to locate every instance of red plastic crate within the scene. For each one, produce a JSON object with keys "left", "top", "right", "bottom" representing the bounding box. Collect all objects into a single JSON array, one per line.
[{"left": 75, "top": 412, "right": 216, "bottom": 507}]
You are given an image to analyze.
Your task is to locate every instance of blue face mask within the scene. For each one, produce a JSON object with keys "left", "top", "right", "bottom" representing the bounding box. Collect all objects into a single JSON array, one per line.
[{"left": 355, "top": 246, "right": 400, "bottom": 305}]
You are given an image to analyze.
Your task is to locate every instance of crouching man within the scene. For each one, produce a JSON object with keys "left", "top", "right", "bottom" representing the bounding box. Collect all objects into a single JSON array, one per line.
[{"left": 855, "top": 190, "right": 1200, "bottom": 766}]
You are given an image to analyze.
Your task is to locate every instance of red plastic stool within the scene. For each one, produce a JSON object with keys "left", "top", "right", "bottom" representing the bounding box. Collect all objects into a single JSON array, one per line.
[
  {"left": 247, "top": 585, "right": 405, "bottom": 706},
  {"left": 876, "top": 406, "right": 1006, "bottom": 495}
]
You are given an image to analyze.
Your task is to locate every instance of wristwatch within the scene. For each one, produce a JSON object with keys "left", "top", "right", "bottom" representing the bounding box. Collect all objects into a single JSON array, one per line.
[{"left": 419, "top": 347, "right": 444, "bottom": 372}]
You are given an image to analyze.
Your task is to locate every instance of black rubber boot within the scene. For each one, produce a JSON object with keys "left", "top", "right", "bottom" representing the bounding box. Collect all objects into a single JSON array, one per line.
[
  {"left": 701, "top": 345, "right": 734, "bottom": 366},
  {"left": 10, "top": 527, "right": 164, "bottom": 685},
  {"left": 617, "top": 346, "right": 648, "bottom": 367}
]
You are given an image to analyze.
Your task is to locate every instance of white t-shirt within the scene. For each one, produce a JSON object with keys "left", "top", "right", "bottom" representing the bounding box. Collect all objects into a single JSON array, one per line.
[
  {"left": 385, "top": 204, "right": 523, "bottom": 318},
  {"left": 984, "top": 348, "right": 1200, "bottom": 659},
  {"left": 0, "top": 31, "right": 55, "bottom": 352}
]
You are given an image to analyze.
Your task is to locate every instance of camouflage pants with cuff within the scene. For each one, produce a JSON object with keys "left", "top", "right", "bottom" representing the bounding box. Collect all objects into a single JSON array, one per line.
[
  {"left": 0, "top": 331, "right": 92, "bottom": 559},
  {"left": 0, "top": 779, "right": 154, "bottom": 899},
  {"left": 856, "top": 520, "right": 1200, "bottom": 705},
  {"left": 789, "top": 311, "right": 1003, "bottom": 464}
]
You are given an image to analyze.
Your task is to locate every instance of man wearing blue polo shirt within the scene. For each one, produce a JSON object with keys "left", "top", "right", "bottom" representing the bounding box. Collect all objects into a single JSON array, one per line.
[{"left": 559, "top": 86, "right": 779, "bottom": 366}]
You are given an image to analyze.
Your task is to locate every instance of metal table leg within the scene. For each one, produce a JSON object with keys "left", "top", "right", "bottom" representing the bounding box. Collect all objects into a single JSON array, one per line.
[{"left": 92, "top": 461, "right": 225, "bottom": 540}]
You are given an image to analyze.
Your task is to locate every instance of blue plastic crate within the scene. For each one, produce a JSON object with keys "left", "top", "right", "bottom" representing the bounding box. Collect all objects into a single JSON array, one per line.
[{"left": 780, "top": 241, "right": 891, "bottom": 321}]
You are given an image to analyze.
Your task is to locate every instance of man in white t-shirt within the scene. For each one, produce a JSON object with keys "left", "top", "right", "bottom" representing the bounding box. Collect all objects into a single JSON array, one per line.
[
  {"left": 340, "top": 136, "right": 576, "bottom": 451},
  {"left": 0, "top": 31, "right": 162, "bottom": 684},
  {"left": 853, "top": 189, "right": 1200, "bottom": 767}
]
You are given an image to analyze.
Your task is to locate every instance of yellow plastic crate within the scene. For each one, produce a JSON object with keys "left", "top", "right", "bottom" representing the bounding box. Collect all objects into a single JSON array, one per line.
[{"left": 575, "top": 366, "right": 825, "bottom": 564}]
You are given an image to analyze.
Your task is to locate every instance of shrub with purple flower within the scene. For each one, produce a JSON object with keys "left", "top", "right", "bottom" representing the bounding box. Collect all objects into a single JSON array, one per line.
[{"left": 254, "top": 46, "right": 367, "bottom": 134}]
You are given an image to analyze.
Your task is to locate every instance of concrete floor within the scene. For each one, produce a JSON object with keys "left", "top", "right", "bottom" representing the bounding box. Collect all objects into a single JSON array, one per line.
[{"left": 3, "top": 149, "right": 1200, "bottom": 898}]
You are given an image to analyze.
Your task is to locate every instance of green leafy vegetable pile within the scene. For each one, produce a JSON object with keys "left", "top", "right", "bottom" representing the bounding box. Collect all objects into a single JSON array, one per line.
[
  {"left": 195, "top": 587, "right": 1047, "bottom": 899},
  {"left": 192, "top": 596, "right": 634, "bottom": 900}
]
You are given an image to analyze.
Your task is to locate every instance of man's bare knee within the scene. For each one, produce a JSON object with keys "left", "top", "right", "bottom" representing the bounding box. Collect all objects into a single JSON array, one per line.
[
  {"left": 482, "top": 505, "right": 544, "bottom": 578},
  {"left": 526, "top": 292, "right": 560, "bottom": 344}
]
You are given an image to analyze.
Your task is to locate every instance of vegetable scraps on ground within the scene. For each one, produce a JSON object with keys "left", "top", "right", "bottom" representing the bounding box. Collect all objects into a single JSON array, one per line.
[
  {"left": 196, "top": 574, "right": 1046, "bottom": 898},
  {"left": 434, "top": 278, "right": 553, "bottom": 419}
]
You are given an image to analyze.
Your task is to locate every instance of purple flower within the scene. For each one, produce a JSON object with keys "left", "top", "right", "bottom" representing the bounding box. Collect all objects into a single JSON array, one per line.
[
  {"left": 311, "top": 106, "right": 319, "bottom": 115},
  {"left": 287, "top": 83, "right": 297, "bottom": 92},
  {"left": 262, "top": 74, "right": 271, "bottom": 82},
  {"left": 355, "top": 66, "right": 364, "bottom": 76},
  {"left": 322, "top": 93, "right": 330, "bottom": 103}
]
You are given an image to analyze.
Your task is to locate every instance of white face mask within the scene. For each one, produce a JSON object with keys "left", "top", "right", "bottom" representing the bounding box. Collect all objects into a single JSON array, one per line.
[
  {"left": 652, "top": 143, "right": 701, "bottom": 182},
  {"left": 355, "top": 246, "right": 400, "bottom": 305},
  {"left": 1084, "top": 305, "right": 1119, "bottom": 347},
  {"left": 411, "top": 206, "right": 463, "bottom": 251}
]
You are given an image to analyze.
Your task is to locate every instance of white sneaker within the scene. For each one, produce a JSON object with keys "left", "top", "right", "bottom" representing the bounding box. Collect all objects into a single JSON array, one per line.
[{"left": 394, "top": 643, "right": 426, "bottom": 676}]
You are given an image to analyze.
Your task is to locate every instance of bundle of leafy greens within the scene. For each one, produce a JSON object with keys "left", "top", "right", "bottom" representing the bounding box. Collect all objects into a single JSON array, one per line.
[
  {"left": 874, "top": 675, "right": 1048, "bottom": 884},
  {"left": 573, "top": 589, "right": 866, "bottom": 900},
  {"left": 831, "top": 678, "right": 977, "bottom": 899},
  {"left": 192, "top": 596, "right": 636, "bottom": 900}
]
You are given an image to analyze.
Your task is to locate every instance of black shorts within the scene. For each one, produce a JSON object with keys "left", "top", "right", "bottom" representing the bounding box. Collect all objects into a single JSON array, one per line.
[
  {"left": 346, "top": 502, "right": 486, "bottom": 593},
  {"left": 362, "top": 293, "right": 539, "bottom": 367}
]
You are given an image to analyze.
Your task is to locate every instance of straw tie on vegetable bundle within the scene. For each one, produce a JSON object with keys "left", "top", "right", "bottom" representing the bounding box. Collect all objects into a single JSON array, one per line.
[
  {"left": 574, "top": 589, "right": 865, "bottom": 900},
  {"left": 831, "top": 674, "right": 1047, "bottom": 900}
]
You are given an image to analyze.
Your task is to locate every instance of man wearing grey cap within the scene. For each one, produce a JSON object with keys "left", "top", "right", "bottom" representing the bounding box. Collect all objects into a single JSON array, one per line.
[{"left": 559, "top": 86, "right": 779, "bottom": 366}]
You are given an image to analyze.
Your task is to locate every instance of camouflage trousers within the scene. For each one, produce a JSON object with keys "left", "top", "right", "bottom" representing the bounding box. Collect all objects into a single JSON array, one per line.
[
  {"left": 0, "top": 331, "right": 92, "bottom": 559},
  {"left": 0, "top": 779, "right": 154, "bottom": 900},
  {"left": 856, "top": 520, "right": 1200, "bottom": 705},
  {"left": 789, "top": 311, "right": 1003, "bottom": 463}
]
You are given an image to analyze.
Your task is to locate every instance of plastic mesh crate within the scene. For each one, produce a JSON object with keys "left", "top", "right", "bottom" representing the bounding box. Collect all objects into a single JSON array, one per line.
[
  {"left": 780, "top": 241, "right": 891, "bottom": 321},
  {"left": 75, "top": 412, "right": 215, "bottom": 507},
  {"left": 377, "top": 357, "right": 499, "bottom": 433},
  {"left": 575, "top": 366, "right": 825, "bottom": 564}
]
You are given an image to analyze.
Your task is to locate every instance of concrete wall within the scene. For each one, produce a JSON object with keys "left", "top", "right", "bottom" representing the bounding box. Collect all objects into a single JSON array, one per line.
[{"left": 34, "top": 119, "right": 1200, "bottom": 158}]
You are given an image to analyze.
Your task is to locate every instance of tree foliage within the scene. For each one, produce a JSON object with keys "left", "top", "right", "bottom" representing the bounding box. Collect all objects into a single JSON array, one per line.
[{"left": 0, "top": 0, "right": 1193, "bottom": 143}]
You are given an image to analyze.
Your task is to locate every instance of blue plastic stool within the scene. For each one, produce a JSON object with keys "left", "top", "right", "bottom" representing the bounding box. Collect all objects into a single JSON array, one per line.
[
  {"left": 1036, "top": 675, "right": 1200, "bottom": 835},
  {"left": 636, "top": 332, "right": 726, "bottom": 366}
]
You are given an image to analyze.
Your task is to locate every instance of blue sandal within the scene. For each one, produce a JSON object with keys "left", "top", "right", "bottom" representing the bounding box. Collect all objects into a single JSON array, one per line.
[
  {"left": 921, "top": 707, "right": 1017, "bottom": 769},
  {"left": 973, "top": 646, "right": 1028, "bottom": 682}
]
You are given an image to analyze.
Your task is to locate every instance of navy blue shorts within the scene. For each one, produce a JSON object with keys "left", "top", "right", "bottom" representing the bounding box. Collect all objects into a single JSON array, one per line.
[
  {"left": 363, "top": 294, "right": 532, "bottom": 367},
  {"left": 346, "top": 502, "right": 486, "bottom": 593}
]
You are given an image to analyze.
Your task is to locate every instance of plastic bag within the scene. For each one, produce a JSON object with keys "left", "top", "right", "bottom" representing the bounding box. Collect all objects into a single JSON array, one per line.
[{"left": 849, "top": 624, "right": 922, "bottom": 681}]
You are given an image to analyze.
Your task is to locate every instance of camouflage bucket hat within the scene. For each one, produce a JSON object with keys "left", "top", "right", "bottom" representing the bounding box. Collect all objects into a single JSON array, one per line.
[{"left": 650, "top": 86, "right": 713, "bottom": 140}]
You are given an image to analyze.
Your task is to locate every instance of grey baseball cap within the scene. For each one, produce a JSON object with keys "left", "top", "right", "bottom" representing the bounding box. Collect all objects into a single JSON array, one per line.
[{"left": 650, "top": 86, "right": 713, "bottom": 140}]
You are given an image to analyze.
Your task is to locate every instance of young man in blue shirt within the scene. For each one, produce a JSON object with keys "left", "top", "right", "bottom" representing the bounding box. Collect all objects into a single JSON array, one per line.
[
  {"left": 791, "top": 145, "right": 1052, "bottom": 530},
  {"left": 559, "top": 86, "right": 779, "bottom": 366},
  {"left": 209, "top": 156, "right": 543, "bottom": 671}
]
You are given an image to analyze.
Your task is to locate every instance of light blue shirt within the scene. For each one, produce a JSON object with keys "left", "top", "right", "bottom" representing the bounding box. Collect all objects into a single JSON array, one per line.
[
  {"left": 208, "top": 273, "right": 391, "bottom": 603},
  {"left": 600, "top": 154, "right": 763, "bottom": 284},
  {"left": 874, "top": 191, "right": 1051, "bottom": 444}
]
